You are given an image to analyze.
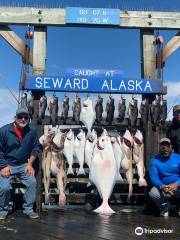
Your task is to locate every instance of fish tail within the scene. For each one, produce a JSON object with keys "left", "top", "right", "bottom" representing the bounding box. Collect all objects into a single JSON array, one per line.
[
  {"left": 67, "top": 166, "right": 74, "bottom": 175},
  {"left": 138, "top": 178, "right": 147, "bottom": 187},
  {"left": 116, "top": 172, "right": 124, "bottom": 182},
  {"left": 94, "top": 201, "right": 115, "bottom": 215},
  {"left": 77, "top": 167, "right": 86, "bottom": 176}
]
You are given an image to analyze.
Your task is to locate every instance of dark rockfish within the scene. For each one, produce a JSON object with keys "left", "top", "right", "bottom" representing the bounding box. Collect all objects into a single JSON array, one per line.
[
  {"left": 48, "top": 96, "right": 58, "bottom": 127},
  {"left": 61, "top": 96, "right": 69, "bottom": 124},
  {"left": 20, "top": 93, "right": 27, "bottom": 108},
  {"left": 38, "top": 95, "right": 47, "bottom": 124},
  {"left": 139, "top": 98, "right": 149, "bottom": 127},
  {"left": 160, "top": 99, "right": 167, "bottom": 124},
  {"left": 118, "top": 96, "right": 126, "bottom": 122},
  {"left": 150, "top": 98, "right": 160, "bottom": 127},
  {"left": 128, "top": 97, "right": 138, "bottom": 128},
  {"left": 27, "top": 93, "right": 34, "bottom": 119},
  {"left": 72, "top": 95, "right": 81, "bottom": 124},
  {"left": 106, "top": 96, "right": 115, "bottom": 125},
  {"left": 95, "top": 96, "right": 103, "bottom": 125}
]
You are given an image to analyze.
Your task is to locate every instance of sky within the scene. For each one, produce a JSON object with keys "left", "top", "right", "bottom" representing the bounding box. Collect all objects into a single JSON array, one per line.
[{"left": 0, "top": 0, "right": 180, "bottom": 126}]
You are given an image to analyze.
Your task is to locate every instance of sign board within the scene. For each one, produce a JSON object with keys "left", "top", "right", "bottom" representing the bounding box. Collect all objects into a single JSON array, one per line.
[
  {"left": 66, "top": 7, "right": 120, "bottom": 25},
  {"left": 25, "top": 75, "right": 165, "bottom": 94}
]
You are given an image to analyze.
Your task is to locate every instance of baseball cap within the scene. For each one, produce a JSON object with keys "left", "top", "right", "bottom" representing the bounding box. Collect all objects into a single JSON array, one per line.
[
  {"left": 159, "top": 137, "right": 171, "bottom": 144},
  {"left": 16, "top": 107, "right": 29, "bottom": 116},
  {"left": 173, "top": 105, "right": 180, "bottom": 114}
]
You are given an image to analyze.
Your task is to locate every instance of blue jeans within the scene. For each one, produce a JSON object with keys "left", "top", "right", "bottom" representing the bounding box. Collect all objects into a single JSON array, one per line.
[
  {"left": 149, "top": 186, "right": 180, "bottom": 210},
  {"left": 0, "top": 163, "right": 36, "bottom": 215}
]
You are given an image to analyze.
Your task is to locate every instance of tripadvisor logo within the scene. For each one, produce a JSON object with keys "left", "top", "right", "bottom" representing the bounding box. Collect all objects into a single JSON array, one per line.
[
  {"left": 135, "top": 227, "right": 143, "bottom": 236},
  {"left": 135, "top": 227, "right": 173, "bottom": 235}
]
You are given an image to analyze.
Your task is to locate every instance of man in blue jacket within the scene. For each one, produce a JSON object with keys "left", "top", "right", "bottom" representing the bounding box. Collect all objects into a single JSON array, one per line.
[
  {"left": 0, "top": 107, "right": 41, "bottom": 220},
  {"left": 149, "top": 137, "right": 180, "bottom": 217}
]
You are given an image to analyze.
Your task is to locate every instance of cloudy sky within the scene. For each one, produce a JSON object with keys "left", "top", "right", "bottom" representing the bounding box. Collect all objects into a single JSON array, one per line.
[{"left": 0, "top": 1, "right": 180, "bottom": 127}]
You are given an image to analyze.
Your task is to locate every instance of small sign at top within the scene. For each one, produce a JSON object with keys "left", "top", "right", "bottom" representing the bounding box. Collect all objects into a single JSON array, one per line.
[{"left": 66, "top": 7, "right": 120, "bottom": 25}]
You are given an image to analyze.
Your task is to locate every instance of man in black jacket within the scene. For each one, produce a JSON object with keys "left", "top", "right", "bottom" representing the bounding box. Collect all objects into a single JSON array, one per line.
[
  {"left": 167, "top": 105, "right": 180, "bottom": 154},
  {"left": 0, "top": 107, "right": 41, "bottom": 220}
]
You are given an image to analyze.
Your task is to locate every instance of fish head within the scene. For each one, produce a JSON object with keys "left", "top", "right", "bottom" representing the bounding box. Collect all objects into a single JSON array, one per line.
[
  {"left": 64, "top": 96, "right": 69, "bottom": 103},
  {"left": 101, "top": 128, "right": 108, "bottom": 137},
  {"left": 66, "top": 129, "right": 74, "bottom": 140},
  {"left": 119, "top": 97, "right": 125, "bottom": 104},
  {"left": 53, "top": 131, "right": 66, "bottom": 149},
  {"left": 40, "top": 95, "right": 47, "bottom": 104},
  {"left": 97, "top": 135, "right": 109, "bottom": 150},
  {"left": 83, "top": 97, "right": 91, "bottom": 108},
  {"left": 123, "top": 130, "right": 133, "bottom": 148},
  {"left": 110, "top": 136, "right": 116, "bottom": 144},
  {"left": 134, "top": 130, "right": 143, "bottom": 145},
  {"left": 40, "top": 128, "right": 56, "bottom": 146},
  {"left": 88, "top": 129, "right": 97, "bottom": 142},
  {"left": 77, "top": 129, "right": 85, "bottom": 141}
]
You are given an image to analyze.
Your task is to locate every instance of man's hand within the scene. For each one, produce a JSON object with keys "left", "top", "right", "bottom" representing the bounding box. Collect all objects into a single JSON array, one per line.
[
  {"left": 161, "top": 185, "right": 170, "bottom": 193},
  {"left": 167, "top": 182, "right": 179, "bottom": 192},
  {"left": 1, "top": 166, "right": 11, "bottom": 177},
  {"left": 25, "top": 164, "right": 35, "bottom": 176}
]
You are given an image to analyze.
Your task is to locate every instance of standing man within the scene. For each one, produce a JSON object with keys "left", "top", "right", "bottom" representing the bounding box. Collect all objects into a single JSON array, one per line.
[
  {"left": 0, "top": 107, "right": 41, "bottom": 220},
  {"left": 167, "top": 105, "right": 180, "bottom": 154},
  {"left": 149, "top": 138, "right": 180, "bottom": 217}
]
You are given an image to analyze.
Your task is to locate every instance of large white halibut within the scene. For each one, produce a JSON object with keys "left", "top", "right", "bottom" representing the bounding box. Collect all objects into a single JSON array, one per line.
[
  {"left": 74, "top": 129, "right": 86, "bottom": 175},
  {"left": 80, "top": 97, "right": 95, "bottom": 135},
  {"left": 64, "top": 129, "right": 75, "bottom": 175},
  {"left": 121, "top": 129, "right": 134, "bottom": 200},
  {"left": 111, "top": 136, "right": 124, "bottom": 182},
  {"left": 89, "top": 134, "right": 116, "bottom": 214},
  {"left": 133, "top": 130, "right": 147, "bottom": 187},
  {"left": 85, "top": 129, "right": 97, "bottom": 169}
]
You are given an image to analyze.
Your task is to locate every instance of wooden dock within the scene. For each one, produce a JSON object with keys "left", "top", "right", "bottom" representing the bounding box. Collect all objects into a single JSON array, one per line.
[{"left": 0, "top": 205, "right": 179, "bottom": 240}]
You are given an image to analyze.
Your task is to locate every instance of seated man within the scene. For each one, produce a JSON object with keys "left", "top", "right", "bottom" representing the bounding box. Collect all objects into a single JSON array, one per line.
[
  {"left": 0, "top": 107, "right": 41, "bottom": 220},
  {"left": 149, "top": 138, "right": 180, "bottom": 217}
]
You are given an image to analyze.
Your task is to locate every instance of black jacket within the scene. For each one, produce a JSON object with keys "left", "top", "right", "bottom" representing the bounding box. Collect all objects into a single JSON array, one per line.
[
  {"left": 167, "top": 118, "right": 180, "bottom": 154},
  {"left": 0, "top": 123, "right": 41, "bottom": 170}
]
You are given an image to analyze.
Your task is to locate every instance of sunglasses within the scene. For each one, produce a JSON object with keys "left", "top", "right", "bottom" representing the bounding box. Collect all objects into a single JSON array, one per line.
[{"left": 17, "top": 115, "right": 29, "bottom": 120}]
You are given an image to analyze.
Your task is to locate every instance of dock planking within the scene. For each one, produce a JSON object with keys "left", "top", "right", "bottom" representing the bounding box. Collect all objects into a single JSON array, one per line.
[{"left": 0, "top": 206, "right": 180, "bottom": 240}]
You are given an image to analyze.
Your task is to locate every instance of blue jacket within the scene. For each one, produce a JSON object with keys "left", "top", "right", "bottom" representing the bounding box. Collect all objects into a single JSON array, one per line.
[
  {"left": 149, "top": 153, "right": 180, "bottom": 188},
  {"left": 0, "top": 123, "right": 41, "bottom": 170}
]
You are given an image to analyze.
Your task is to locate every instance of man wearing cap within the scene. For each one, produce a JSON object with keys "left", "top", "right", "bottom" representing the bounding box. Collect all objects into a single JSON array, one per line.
[
  {"left": 149, "top": 137, "right": 180, "bottom": 217},
  {"left": 0, "top": 107, "right": 40, "bottom": 220},
  {"left": 167, "top": 105, "right": 180, "bottom": 154}
]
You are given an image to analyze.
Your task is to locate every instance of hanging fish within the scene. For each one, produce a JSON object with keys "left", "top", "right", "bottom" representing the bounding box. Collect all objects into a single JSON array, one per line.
[
  {"left": 80, "top": 97, "right": 95, "bottom": 135},
  {"left": 160, "top": 99, "right": 167, "bottom": 124},
  {"left": 89, "top": 133, "right": 116, "bottom": 214},
  {"left": 150, "top": 97, "right": 160, "bottom": 127},
  {"left": 20, "top": 92, "right": 27, "bottom": 108},
  {"left": 118, "top": 96, "right": 126, "bottom": 122},
  {"left": 139, "top": 98, "right": 149, "bottom": 127},
  {"left": 133, "top": 130, "right": 147, "bottom": 187},
  {"left": 106, "top": 96, "right": 115, "bottom": 125},
  {"left": 72, "top": 95, "right": 81, "bottom": 124},
  {"left": 61, "top": 95, "right": 69, "bottom": 124},
  {"left": 85, "top": 129, "right": 97, "bottom": 169},
  {"left": 64, "top": 129, "right": 75, "bottom": 175},
  {"left": 128, "top": 97, "right": 138, "bottom": 129},
  {"left": 27, "top": 92, "right": 34, "bottom": 119},
  {"left": 110, "top": 136, "right": 124, "bottom": 182},
  {"left": 95, "top": 95, "right": 103, "bottom": 125},
  {"left": 121, "top": 129, "right": 134, "bottom": 201},
  {"left": 74, "top": 129, "right": 86, "bottom": 175},
  {"left": 48, "top": 95, "right": 58, "bottom": 127},
  {"left": 38, "top": 95, "right": 47, "bottom": 124}
]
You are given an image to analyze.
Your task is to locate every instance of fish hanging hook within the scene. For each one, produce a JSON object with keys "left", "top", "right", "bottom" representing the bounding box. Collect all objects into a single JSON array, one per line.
[
  {"left": 53, "top": 91, "right": 56, "bottom": 97},
  {"left": 87, "top": 92, "right": 89, "bottom": 98}
]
